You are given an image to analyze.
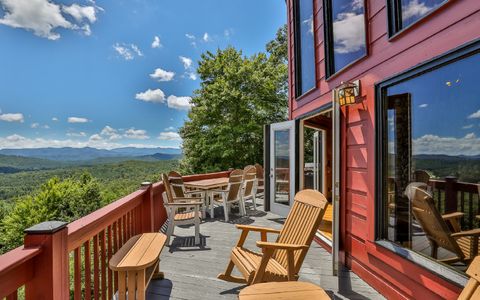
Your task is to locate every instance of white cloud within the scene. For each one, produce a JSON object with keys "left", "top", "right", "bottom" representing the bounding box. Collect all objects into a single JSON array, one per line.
[
  {"left": 100, "top": 125, "right": 121, "bottom": 140},
  {"left": 224, "top": 28, "right": 233, "bottom": 38},
  {"left": 158, "top": 131, "right": 181, "bottom": 141},
  {"left": 332, "top": 12, "right": 366, "bottom": 54},
  {"left": 164, "top": 126, "right": 176, "bottom": 131},
  {"left": 188, "top": 72, "right": 197, "bottom": 80},
  {"left": 185, "top": 33, "right": 195, "bottom": 39},
  {"left": 167, "top": 95, "right": 192, "bottom": 111},
  {"left": 66, "top": 131, "right": 86, "bottom": 137},
  {"left": 0, "top": 113, "right": 24, "bottom": 123},
  {"left": 150, "top": 68, "right": 175, "bottom": 82},
  {"left": 124, "top": 128, "right": 149, "bottom": 140},
  {"left": 113, "top": 43, "right": 143, "bottom": 60},
  {"left": 151, "top": 35, "right": 162, "bottom": 48},
  {"left": 462, "top": 124, "right": 474, "bottom": 129},
  {"left": 31, "top": 123, "right": 39, "bottom": 129},
  {"left": 43, "top": 125, "right": 50, "bottom": 129},
  {"left": 135, "top": 88, "right": 166, "bottom": 103},
  {"left": 68, "top": 117, "right": 89, "bottom": 123},
  {"left": 52, "top": 117, "right": 58, "bottom": 121},
  {"left": 203, "top": 32, "right": 211, "bottom": 42},
  {"left": 0, "top": 0, "right": 98, "bottom": 40},
  {"left": 402, "top": 0, "right": 432, "bottom": 20},
  {"left": 468, "top": 110, "right": 480, "bottom": 119},
  {"left": 89, "top": 134, "right": 102, "bottom": 141},
  {"left": 179, "top": 56, "right": 193, "bottom": 69},
  {"left": 413, "top": 133, "right": 480, "bottom": 156},
  {"left": 419, "top": 104, "right": 428, "bottom": 108}
]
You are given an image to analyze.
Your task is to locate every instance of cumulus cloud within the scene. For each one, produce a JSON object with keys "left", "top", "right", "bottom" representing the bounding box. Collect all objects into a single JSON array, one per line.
[
  {"left": 0, "top": 113, "right": 24, "bottom": 123},
  {"left": 52, "top": 117, "right": 58, "bottom": 121},
  {"left": 124, "top": 128, "right": 149, "bottom": 140},
  {"left": 89, "top": 134, "right": 102, "bottom": 141},
  {"left": 188, "top": 73, "right": 197, "bottom": 80},
  {"left": 164, "top": 126, "right": 176, "bottom": 131},
  {"left": 31, "top": 123, "right": 39, "bottom": 128},
  {"left": 68, "top": 117, "right": 89, "bottom": 123},
  {"left": 135, "top": 89, "right": 166, "bottom": 103},
  {"left": 158, "top": 131, "right": 181, "bottom": 141},
  {"left": 419, "top": 104, "right": 428, "bottom": 108},
  {"left": 150, "top": 68, "right": 175, "bottom": 82},
  {"left": 167, "top": 95, "right": 192, "bottom": 111},
  {"left": 333, "top": 12, "right": 366, "bottom": 54},
  {"left": 462, "top": 124, "right": 474, "bottom": 129},
  {"left": 151, "top": 35, "right": 162, "bottom": 48},
  {"left": 66, "top": 131, "right": 86, "bottom": 137},
  {"left": 113, "top": 43, "right": 143, "bottom": 61},
  {"left": 468, "top": 110, "right": 480, "bottom": 119},
  {"left": 0, "top": 0, "right": 99, "bottom": 40},
  {"left": 179, "top": 56, "right": 192, "bottom": 69},
  {"left": 402, "top": 0, "right": 433, "bottom": 20},
  {"left": 203, "top": 32, "right": 211, "bottom": 42},
  {"left": 100, "top": 125, "right": 121, "bottom": 140},
  {"left": 413, "top": 133, "right": 480, "bottom": 156}
]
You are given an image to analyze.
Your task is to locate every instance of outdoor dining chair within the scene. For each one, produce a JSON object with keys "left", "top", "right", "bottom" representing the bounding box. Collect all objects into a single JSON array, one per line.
[
  {"left": 211, "top": 169, "right": 245, "bottom": 222},
  {"left": 242, "top": 165, "right": 258, "bottom": 211}
]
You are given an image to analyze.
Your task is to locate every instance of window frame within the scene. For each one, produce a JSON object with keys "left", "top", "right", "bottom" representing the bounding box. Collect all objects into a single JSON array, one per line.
[
  {"left": 293, "top": 0, "right": 317, "bottom": 99},
  {"left": 387, "top": 0, "right": 450, "bottom": 38},
  {"left": 323, "top": 0, "right": 368, "bottom": 79},
  {"left": 374, "top": 38, "right": 480, "bottom": 286}
]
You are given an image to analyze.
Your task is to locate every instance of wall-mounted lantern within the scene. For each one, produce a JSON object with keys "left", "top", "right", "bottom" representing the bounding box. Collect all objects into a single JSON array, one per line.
[{"left": 335, "top": 80, "right": 360, "bottom": 107}]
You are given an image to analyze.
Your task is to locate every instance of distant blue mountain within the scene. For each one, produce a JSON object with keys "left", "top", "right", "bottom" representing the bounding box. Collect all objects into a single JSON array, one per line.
[{"left": 0, "top": 147, "right": 182, "bottom": 161}]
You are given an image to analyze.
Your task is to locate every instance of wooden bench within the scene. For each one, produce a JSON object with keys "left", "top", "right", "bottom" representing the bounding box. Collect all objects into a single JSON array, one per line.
[
  {"left": 239, "top": 282, "right": 330, "bottom": 300},
  {"left": 109, "top": 233, "right": 166, "bottom": 300}
]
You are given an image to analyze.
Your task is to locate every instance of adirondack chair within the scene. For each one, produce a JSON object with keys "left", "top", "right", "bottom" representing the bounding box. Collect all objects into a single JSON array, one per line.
[
  {"left": 407, "top": 183, "right": 480, "bottom": 264},
  {"left": 254, "top": 163, "right": 264, "bottom": 197},
  {"left": 161, "top": 173, "right": 203, "bottom": 245},
  {"left": 218, "top": 189, "right": 328, "bottom": 285},
  {"left": 168, "top": 170, "right": 206, "bottom": 218},
  {"left": 242, "top": 166, "right": 258, "bottom": 211},
  {"left": 459, "top": 256, "right": 480, "bottom": 299},
  {"left": 211, "top": 169, "right": 245, "bottom": 222}
]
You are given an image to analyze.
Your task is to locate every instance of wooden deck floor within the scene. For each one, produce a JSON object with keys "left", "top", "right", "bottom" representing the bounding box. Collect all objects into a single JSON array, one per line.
[{"left": 147, "top": 202, "right": 384, "bottom": 300}]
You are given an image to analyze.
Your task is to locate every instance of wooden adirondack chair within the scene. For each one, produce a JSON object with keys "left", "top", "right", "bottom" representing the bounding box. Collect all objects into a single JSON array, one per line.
[
  {"left": 168, "top": 170, "right": 206, "bottom": 218},
  {"left": 459, "top": 256, "right": 480, "bottom": 299},
  {"left": 161, "top": 173, "right": 203, "bottom": 245},
  {"left": 211, "top": 169, "right": 245, "bottom": 222},
  {"left": 254, "top": 163, "right": 264, "bottom": 197},
  {"left": 408, "top": 184, "right": 480, "bottom": 264},
  {"left": 217, "top": 189, "right": 328, "bottom": 285},
  {"left": 242, "top": 166, "right": 258, "bottom": 211}
]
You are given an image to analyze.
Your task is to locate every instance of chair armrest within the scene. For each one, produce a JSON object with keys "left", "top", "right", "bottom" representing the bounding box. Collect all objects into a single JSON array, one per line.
[
  {"left": 211, "top": 189, "right": 229, "bottom": 193},
  {"left": 451, "top": 228, "right": 480, "bottom": 238},
  {"left": 256, "top": 241, "right": 308, "bottom": 250},
  {"left": 172, "top": 197, "right": 203, "bottom": 202},
  {"left": 442, "top": 212, "right": 464, "bottom": 220},
  {"left": 236, "top": 224, "right": 281, "bottom": 234},
  {"left": 164, "top": 201, "right": 203, "bottom": 207},
  {"left": 184, "top": 190, "right": 204, "bottom": 195}
]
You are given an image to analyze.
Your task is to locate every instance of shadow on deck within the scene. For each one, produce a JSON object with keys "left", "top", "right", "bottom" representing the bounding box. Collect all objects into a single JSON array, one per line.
[{"left": 147, "top": 202, "right": 384, "bottom": 300}]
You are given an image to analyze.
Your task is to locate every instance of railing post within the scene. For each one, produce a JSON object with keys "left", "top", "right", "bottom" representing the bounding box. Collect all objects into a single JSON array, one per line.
[
  {"left": 444, "top": 176, "right": 458, "bottom": 213},
  {"left": 141, "top": 182, "right": 154, "bottom": 233},
  {"left": 23, "top": 221, "right": 69, "bottom": 300}
]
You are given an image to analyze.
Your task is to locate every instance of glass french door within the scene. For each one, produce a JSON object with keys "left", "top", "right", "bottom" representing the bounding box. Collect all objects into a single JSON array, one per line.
[
  {"left": 269, "top": 120, "right": 296, "bottom": 217},
  {"left": 313, "top": 130, "right": 326, "bottom": 193}
]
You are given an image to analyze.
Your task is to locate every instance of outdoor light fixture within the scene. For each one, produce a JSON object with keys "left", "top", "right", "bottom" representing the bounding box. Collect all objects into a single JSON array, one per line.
[{"left": 336, "top": 80, "right": 360, "bottom": 107}]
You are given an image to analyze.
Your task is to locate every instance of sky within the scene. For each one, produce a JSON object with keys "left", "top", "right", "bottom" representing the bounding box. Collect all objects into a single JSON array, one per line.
[{"left": 0, "top": 0, "right": 286, "bottom": 149}]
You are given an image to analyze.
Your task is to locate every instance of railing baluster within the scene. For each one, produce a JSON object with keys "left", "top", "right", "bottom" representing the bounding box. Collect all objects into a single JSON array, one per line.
[
  {"left": 84, "top": 240, "right": 92, "bottom": 300},
  {"left": 74, "top": 247, "right": 81, "bottom": 300},
  {"left": 93, "top": 235, "right": 100, "bottom": 300},
  {"left": 107, "top": 226, "right": 113, "bottom": 300},
  {"left": 122, "top": 215, "right": 127, "bottom": 243},
  {"left": 461, "top": 191, "right": 466, "bottom": 229},
  {"left": 469, "top": 192, "right": 474, "bottom": 229},
  {"left": 113, "top": 221, "right": 119, "bottom": 293},
  {"left": 6, "top": 291, "right": 18, "bottom": 300},
  {"left": 100, "top": 230, "right": 107, "bottom": 300}
]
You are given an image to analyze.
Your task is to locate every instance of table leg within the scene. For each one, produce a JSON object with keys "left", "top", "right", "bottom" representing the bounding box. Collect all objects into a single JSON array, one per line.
[
  {"left": 209, "top": 190, "right": 215, "bottom": 218},
  {"left": 153, "top": 259, "right": 164, "bottom": 280},
  {"left": 202, "top": 191, "right": 207, "bottom": 219}
]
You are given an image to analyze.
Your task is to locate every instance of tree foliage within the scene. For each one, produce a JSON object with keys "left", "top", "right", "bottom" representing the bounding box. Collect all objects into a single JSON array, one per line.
[{"left": 180, "top": 25, "right": 288, "bottom": 173}]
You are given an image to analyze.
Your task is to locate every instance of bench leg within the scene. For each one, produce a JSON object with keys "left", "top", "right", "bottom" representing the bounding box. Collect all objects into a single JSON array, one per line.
[
  {"left": 137, "top": 270, "right": 146, "bottom": 300},
  {"left": 118, "top": 271, "right": 127, "bottom": 300},
  {"left": 152, "top": 260, "right": 164, "bottom": 280},
  {"left": 127, "top": 271, "right": 136, "bottom": 300}
]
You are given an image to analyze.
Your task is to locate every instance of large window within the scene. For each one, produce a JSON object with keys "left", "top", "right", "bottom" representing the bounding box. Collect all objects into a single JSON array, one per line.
[
  {"left": 294, "top": 0, "right": 316, "bottom": 97},
  {"left": 377, "top": 41, "right": 480, "bottom": 279},
  {"left": 387, "top": 0, "right": 448, "bottom": 36},
  {"left": 323, "top": 0, "right": 367, "bottom": 77}
]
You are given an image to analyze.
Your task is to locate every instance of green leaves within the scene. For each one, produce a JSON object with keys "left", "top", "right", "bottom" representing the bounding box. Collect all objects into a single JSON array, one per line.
[{"left": 180, "top": 26, "right": 288, "bottom": 173}]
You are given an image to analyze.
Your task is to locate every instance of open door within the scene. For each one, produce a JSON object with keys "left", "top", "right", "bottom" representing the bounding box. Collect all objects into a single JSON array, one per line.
[{"left": 269, "top": 120, "right": 297, "bottom": 217}]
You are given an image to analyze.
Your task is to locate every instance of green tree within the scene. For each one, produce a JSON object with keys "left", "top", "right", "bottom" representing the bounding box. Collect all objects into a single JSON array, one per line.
[{"left": 180, "top": 25, "right": 288, "bottom": 173}]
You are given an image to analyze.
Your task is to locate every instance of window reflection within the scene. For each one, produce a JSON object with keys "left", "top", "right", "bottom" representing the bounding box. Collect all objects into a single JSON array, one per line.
[
  {"left": 390, "top": 0, "right": 447, "bottom": 33},
  {"left": 326, "top": 0, "right": 366, "bottom": 74},
  {"left": 274, "top": 130, "right": 290, "bottom": 205},
  {"left": 295, "top": 0, "right": 316, "bottom": 96},
  {"left": 382, "top": 51, "right": 480, "bottom": 274}
]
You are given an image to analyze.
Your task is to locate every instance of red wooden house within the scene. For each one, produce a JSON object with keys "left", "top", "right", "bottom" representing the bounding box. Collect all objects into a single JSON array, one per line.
[{"left": 263, "top": 0, "right": 480, "bottom": 298}]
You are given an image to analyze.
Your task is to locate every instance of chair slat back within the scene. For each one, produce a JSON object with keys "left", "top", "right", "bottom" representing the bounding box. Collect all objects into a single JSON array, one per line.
[
  {"left": 254, "top": 164, "right": 264, "bottom": 181},
  {"left": 243, "top": 166, "right": 257, "bottom": 197},
  {"left": 274, "top": 189, "right": 328, "bottom": 273},
  {"left": 162, "top": 173, "right": 175, "bottom": 203},
  {"left": 408, "top": 184, "right": 464, "bottom": 258},
  {"left": 459, "top": 256, "right": 480, "bottom": 299},
  {"left": 227, "top": 169, "right": 244, "bottom": 201},
  {"left": 168, "top": 171, "right": 185, "bottom": 198}
]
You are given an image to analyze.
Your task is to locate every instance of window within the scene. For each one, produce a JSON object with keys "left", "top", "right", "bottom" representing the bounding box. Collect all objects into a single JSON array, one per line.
[
  {"left": 377, "top": 41, "right": 480, "bottom": 278},
  {"left": 294, "top": 0, "right": 316, "bottom": 97},
  {"left": 323, "top": 0, "right": 367, "bottom": 77},
  {"left": 387, "top": 0, "right": 448, "bottom": 36}
]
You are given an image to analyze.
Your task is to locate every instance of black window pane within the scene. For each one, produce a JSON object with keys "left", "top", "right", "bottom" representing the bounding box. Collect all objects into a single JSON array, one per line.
[
  {"left": 296, "top": 0, "right": 315, "bottom": 96},
  {"left": 382, "top": 50, "right": 480, "bottom": 274},
  {"left": 327, "top": 0, "right": 367, "bottom": 74},
  {"left": 399, "top": 0, "right": 447, "bottom": 31}
]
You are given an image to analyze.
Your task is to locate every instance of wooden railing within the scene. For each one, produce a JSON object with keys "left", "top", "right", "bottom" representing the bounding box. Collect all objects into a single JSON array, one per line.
[
  {"left": 429, "top": 176, "right": 480, "bottom": 229},
  {"left": 0, "top": 170, "right": 230, "bottom": 300}
]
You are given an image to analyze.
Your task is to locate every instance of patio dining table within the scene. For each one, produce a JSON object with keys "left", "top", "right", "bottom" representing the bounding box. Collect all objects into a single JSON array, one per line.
[{"left": 184, "top": 177, "right": 229, "bottom": 218}]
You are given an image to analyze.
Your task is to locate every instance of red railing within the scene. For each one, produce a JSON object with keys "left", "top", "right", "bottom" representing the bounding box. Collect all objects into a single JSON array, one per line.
[{"left": 0, "top": 170, "right": 230, "bottom": 300}]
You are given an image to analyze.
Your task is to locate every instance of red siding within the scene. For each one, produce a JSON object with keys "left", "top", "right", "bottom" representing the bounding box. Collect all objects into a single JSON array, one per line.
[{"left": 287, "top": 0, "right": 480, "bottom": 298}]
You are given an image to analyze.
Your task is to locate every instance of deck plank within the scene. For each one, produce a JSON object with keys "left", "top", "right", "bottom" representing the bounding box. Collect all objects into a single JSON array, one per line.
[{"left": 147, "top": 201, "right": 384, "bottom": 300}]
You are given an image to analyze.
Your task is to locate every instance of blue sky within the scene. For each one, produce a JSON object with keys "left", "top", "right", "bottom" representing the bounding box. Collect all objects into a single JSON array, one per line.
[{"left": 0, "top": 0, "right": 286, "bottom": 149}]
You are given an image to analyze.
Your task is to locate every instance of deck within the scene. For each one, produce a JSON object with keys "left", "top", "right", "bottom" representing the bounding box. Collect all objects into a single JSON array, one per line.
[{"left": 147, "top": 201, "right": 384, "bottom": 300}]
